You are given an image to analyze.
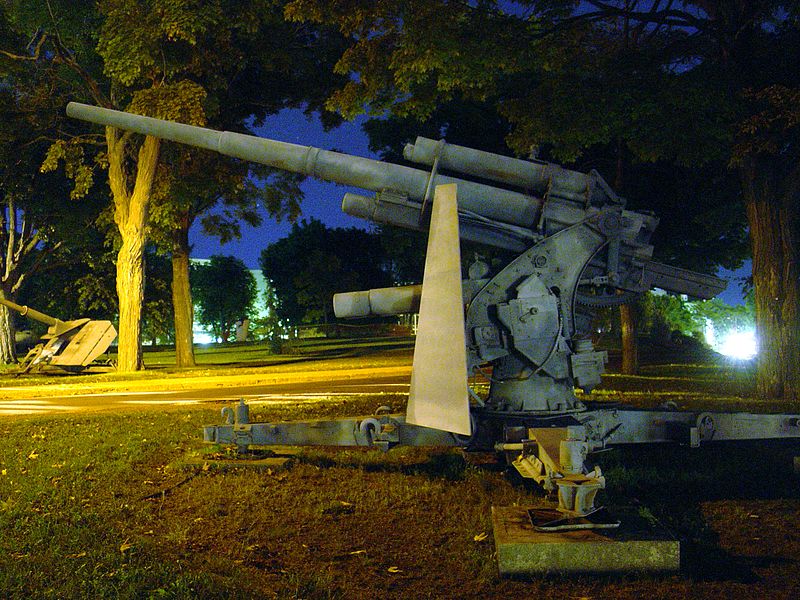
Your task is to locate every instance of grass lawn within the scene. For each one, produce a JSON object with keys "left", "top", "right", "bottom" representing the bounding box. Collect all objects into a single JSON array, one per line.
[{"left": 0, "top": 340, "right": 798, "bottom": 598}]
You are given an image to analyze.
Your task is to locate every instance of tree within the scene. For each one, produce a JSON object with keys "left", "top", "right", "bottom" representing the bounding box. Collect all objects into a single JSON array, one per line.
[
  {"left": 259, "top": 219, "right": 391, "bottom": 325},
  {"left": 249, "top": 282, "right": 284, "bottom": 349},
  {"left": 141, "top": 247, "right": 174, "bottom": 346},
  {"left": 5, "top": 0, "right": 346, "bottom": 371},
  {"left": 638, "top": 291, "right": 756, "bottom": 347},
  {"left": 5, "top": 0, "right": 209, "bottom": 370},
  {"left": 0, "top": 17, "right": 109, "bottom": 362},
  {"left": 19, "top": 229, "right": 116, "bottom": 324},
  {"left": 287, "top": 1, "right": 799, "bottom": 395},
  {"left": 521, "top": 1, "right": 799, "bottom": 396},
  {"left": 22, "top": 238, "right": 176, "bottom": 348},
  {"left": 191, "top": 255, "right": 256, "bottom": 343},
  {"left": 143, "top": 1, "right": 345, "bottom": 367},
  {"left": 150, "top": 149, "right": 308, "bottom": 366}
]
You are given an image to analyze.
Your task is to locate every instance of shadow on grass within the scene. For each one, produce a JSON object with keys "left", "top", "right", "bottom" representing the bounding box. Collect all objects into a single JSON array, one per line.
[
  {"left": 214, "top": 435, "right": 799, "bottom": 584},
  {"left": 192, "top": 341, "right": 414, "bottom": 370},
  {"left": 680, "top": 541, "right": 794, "bottom": 583},
  {"left": 595, "top": 439, "right": 800, "bottom": 582},
  {"left": 264, "top": 447, "right": 470, "bottom": 481}
]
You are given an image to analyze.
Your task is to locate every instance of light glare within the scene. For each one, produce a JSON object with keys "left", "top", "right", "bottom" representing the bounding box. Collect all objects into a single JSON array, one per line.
[
  {"left": 194, "top": 332, "right": 216, "bottom": 344},
  {"left": 716, "top": 329, "right": 757, "bottom": 360}
]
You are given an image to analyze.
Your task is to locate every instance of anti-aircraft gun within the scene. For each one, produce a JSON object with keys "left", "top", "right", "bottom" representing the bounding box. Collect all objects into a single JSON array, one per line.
[
  {"left": 67, "top": 103, "right": 800, "bottom": 534},
  {"left": 0, "top": 298, "right": 116, "bottom": 373}
]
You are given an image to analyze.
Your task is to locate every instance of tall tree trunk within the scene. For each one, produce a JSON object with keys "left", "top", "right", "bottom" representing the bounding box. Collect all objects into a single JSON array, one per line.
[
  {"left": 0, "top": 299, "right": 16, "bottom": 364},
  {"left": 1, "top": 200, "right": 19, "bottom": 364},
  {"left": 620, "top": 302, "right": 639, "bottom": 375},
  {"left": 116, "top": 232, "right": 146, "bottom": 371},
  {"left": 741, "top": 155, "right": 800, "bottom": 401},
  {"left": 614, "top": 138, "right": 639, "bottom": 375},
  {"left": 107, "top": 128, "right": 160, "bottom": 372},
  {"left": 171, "top": 221, "right": 195, "bottom": 368}
]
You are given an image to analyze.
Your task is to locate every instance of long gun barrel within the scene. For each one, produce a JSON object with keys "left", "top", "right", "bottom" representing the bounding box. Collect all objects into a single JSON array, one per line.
[
  {"left": 0, "top": 298, "right": 61, "bottom": 327},
  {"left": 67, "top": 103, "right": 544, "bottom": 229},
  {"left": 66, "top": 102, "right": 724, "bottom": 299},
  {"left": 65, "top": 102, "right": 624, "bottom": 252}
]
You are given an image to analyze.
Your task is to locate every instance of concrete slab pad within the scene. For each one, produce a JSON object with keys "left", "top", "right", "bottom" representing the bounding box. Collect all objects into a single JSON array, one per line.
[{"left": 492, "top": 505, "right": 680, "bottom": 576}]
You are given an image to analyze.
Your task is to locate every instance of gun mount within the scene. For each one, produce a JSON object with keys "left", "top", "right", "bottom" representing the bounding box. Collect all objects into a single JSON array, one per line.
[
  {"left": 0, "top": 298, "right": 116, "bottom": 374},
  {"left": 68, "top": 103, "right": 800, "bottom": 542}
]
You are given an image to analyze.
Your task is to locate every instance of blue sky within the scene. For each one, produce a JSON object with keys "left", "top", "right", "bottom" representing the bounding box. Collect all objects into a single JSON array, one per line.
[{"left": 188, "top": 108, "right": 377, "bottom": 268}]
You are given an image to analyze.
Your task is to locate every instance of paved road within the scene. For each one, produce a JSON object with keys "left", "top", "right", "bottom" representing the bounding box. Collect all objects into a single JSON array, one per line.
[{"left": 0, "top": 372, "right": 411, "bottom": 417}]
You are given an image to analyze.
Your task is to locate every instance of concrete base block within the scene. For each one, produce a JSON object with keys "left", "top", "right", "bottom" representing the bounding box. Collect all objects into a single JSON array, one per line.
[{"left": 492, "top": 505, "right": 680, "bottom": 576}]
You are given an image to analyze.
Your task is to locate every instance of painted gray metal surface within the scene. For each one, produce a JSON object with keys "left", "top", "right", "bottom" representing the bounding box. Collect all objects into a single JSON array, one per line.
[
  {"left": 203, "top": 413, "right": 462, "bottom": 450},
  {"left": 406, "top": 185, "right": 471, "bottom": 435},
  {"left": 66, "top": 103, "right": 542, "bottom": 228},
  {"left": 340, "top": 191, "right": 537, "bottom": 252},
  {"left": 203, "top": 406, "right": 800, "bottom": 452},
  {"left": 404, "top": 136, "right": 616, "bottom": 205},
  {"left": 581, "top": 408, "right": 800, "bottom": 448},
  {"left": 333, "top": 285, "right": 421, "bottom": 318},
  {"left": 0, "top": 298, "right": 117, "bottom": 373},
  {"left": 0, "top": 298, "right": 61, "bottom": 327}
]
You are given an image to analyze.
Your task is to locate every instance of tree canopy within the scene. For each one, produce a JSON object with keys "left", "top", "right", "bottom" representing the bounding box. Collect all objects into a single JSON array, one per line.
[
  {"left": 260, "top": 219, "right": 391, "bottom": 325},
  {"left": 2, "top": 0, "right": 348, "bottom": 370},
  {"left": 0, "top": 10, "right": 111, "bottom": 362},
  {"left": 191, "top": 255, "right": 256, "bottom": 343},
  {"left": 286, "top": 0, "right": 799, "bottom": 399}
]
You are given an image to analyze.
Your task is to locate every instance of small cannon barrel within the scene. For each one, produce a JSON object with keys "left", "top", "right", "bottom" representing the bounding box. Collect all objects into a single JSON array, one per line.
[
  {"left": 0, "top": 298, "right": 61, "bottom": 326},
  {"left": 334, "top": 285, "right": 422, "bottom": 319},
  {"left": 66, "top": 102, "right": 544, "bottom": 229}
]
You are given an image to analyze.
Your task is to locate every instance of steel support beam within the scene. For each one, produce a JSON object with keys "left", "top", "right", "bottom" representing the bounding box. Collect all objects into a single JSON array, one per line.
[
  {"left": 203, "top": 412, "right": 462, "bottom": 452},
  {"left": 578, "top": 408, "right": 800, "bottom": 449}
]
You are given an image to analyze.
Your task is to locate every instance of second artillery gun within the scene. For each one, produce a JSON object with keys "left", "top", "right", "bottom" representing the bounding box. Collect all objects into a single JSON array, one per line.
[
  {"left": 67, "top": 103, "right": 800, "bottom": 539},
  {"left": 0, "top": 298, "right": 116, "bottom": 374}
]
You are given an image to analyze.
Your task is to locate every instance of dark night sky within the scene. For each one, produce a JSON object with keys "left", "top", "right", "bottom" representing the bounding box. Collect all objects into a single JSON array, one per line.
[
  {"left": 188, "top": 107, "right": 751, "bottom": 305},
  {"left": 188, "top": 108, "right": 377, "bottom": 268}
]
